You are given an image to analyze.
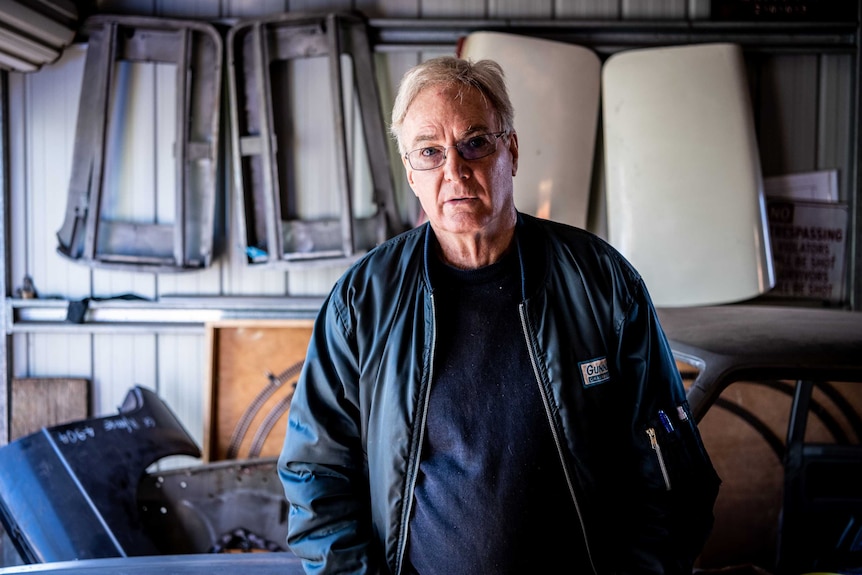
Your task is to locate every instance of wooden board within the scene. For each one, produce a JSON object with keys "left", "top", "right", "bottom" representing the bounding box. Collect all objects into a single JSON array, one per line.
[
  {"left": 204, "top": 319, "right": 314, "bottom": 462},
  {"left": 458, "top": 32, "right": 601, "bottom": 229},
  {"left": 10, "top": 377, "right": 89, "bottom": 440}
]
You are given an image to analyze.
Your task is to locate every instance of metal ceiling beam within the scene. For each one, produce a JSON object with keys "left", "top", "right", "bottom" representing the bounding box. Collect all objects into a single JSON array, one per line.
[{"left": 368, "top": 18, "right": 859, "bottom": 55}]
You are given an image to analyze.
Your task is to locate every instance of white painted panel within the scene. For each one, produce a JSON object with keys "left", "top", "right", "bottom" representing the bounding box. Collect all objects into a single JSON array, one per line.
[
  {"left": 90, "top": 272, "right": 155, "bottom": 300},
  {"left": 19, "top": 45, "right": 92, "bottom": 299},
  {"left": 158, "top": 267, "right": 224, "bottom": 296},
  {"left": 757, "top": 54, "right": 818, "bottom": 177},
  {"left": 223, "top": 265, "right": 288, "bottom": 295},
  {"left": 155, "top": 62, "right": 177, "bottom": 230},
  {"left": 26, "top": 333, "right": 92, "bottom": 380},
  {"left": 817, "top": 54, "right": 853, "bottom": 202},
  {"left": 92, "top": 333, "right": 157, "bottom": 416},
  {"left": 293, "top": 57, "right": 339, "bottom": 221},
  {"left": 490, "top": 0, "right": 554, "bottom": 17},
  {"left": 92, "top": 59, "right": 160, "bottom": 299},
  {"left": 603, "top": 43, "right": 775, "bottom": 307},
  {"left": 460, "top": 32, "right": 601, "bottom": 229},
  {"left": 556, "top": 0, "right": 620, "bottom": 18},
  {"left": 157, "top": 333, "right": 206, "bottom": 454},
  {"left": 11, "top": 334, "right": 29, "bottom": 379},
  {"left": 286, "top": 266, "right": 346, "bottom": 296},
  {"left": 219, "top": 225, "right": 289, "bottom": 295}
]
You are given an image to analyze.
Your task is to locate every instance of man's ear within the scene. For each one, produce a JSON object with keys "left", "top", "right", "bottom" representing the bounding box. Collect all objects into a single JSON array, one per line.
[{"left": 508, "top": 131, "right": 519, "bottom": 177}]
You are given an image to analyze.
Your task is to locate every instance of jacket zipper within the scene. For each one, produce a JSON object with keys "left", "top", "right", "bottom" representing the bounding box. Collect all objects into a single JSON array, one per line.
[
  {"left": 394, "top": 293, "right": 437, "bottom": 575},
  {"left": 647, "top": 427, "right": 672, "bottom": 491},
  {"left": 519, "top": 304, "right": 598, "bottom": 575}
]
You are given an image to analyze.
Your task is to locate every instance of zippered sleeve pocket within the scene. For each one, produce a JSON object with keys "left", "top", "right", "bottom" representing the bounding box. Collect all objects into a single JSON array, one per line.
[{"left": 643, "top": 403, "right": 716, "bottom": 493}]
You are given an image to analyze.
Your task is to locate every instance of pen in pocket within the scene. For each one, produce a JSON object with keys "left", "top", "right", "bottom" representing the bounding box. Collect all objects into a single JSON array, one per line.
[{"left": 658, "top": 409, "right": 674, "bottom": 433}]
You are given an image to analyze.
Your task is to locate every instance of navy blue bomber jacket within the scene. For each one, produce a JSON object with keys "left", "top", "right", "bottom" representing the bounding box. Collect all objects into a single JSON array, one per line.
[{"left": 278, "top": 212, "right": 721, "bottom": 574}]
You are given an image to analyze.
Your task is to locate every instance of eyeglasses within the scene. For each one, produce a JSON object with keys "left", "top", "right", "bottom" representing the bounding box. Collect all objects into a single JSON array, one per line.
[{"left": 404, "top": 132, "right": 507, "bottom": 171}]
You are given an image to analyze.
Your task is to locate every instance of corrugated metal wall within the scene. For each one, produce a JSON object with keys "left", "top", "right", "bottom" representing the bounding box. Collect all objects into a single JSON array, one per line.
[{"left": 3, "top": 0, "right": 857, "bottom": 457}]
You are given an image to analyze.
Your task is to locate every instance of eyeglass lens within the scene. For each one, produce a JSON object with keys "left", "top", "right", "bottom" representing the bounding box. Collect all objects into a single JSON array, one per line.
[{"left": 406, "top": 133, "right": 503, "bottom": 170}]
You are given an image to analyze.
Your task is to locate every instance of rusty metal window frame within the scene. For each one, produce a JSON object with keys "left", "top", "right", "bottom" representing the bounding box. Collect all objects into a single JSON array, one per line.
[
  {"left": 55, "top": 15, "right": 223, "bottom": 272},
  {"left": 227, "top": 11, "right": 405, "bottom": 268}
]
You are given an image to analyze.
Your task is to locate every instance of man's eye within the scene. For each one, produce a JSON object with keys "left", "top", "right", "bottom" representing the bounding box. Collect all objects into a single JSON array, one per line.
[
  {"left": 464, "top": 136, "right": 489, "bottom": 150},
  {"left": 419, "top": 147, "right": 442, "bottom": 158}
]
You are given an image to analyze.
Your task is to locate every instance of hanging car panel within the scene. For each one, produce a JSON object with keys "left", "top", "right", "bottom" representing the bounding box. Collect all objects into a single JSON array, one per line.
[
  {"left": 227, "top": 12, "right": 406, "bottom": 267},
  {"left": 55, "top": 15, "right": 222, "bottom": 272}
]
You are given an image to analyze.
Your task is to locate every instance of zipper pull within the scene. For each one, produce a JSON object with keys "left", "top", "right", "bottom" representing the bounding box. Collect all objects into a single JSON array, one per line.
[{"left": 647, "top": 427, "right": 672, "bottom": 491}]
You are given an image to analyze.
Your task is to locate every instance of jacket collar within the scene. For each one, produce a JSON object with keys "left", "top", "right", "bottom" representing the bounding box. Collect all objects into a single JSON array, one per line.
[{"left": 420, "top": 212, "right": 544, "bottom": 302}]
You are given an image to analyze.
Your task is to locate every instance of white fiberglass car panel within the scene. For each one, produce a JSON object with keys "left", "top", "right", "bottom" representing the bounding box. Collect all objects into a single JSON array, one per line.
[
  {"left": 459, "top": 31, "right": 601, "bottom": 230},
  {"left": 603, "top": 43, "right": 774, "bottom": 307}
]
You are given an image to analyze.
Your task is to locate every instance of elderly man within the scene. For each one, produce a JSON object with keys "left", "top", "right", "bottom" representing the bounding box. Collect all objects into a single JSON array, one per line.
[{"left": 279, "top": 56, "right": 720, "bottom": 575}]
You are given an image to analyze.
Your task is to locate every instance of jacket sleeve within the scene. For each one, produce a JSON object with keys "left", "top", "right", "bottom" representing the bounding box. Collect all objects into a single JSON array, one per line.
[
  {"left": 615, "top": 279, "right": 722, "bottom": 574},
  {"left": 277, "top": 292, "right": 379, "bottom": 574}
]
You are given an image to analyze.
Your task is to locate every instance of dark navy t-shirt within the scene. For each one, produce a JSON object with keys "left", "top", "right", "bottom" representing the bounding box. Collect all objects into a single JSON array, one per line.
[{"left": 405, "top": 249, "right": 585, "bottom": 574}]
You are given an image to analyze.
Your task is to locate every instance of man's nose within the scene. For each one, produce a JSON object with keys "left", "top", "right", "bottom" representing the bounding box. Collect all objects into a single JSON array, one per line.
[{"left": 442, "top": 146, "right": 468, "bottom": 180}]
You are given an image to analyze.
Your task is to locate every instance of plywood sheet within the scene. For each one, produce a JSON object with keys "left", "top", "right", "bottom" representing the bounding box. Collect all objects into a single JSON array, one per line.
[
  {"left": 204, "top": 319, "right": 314, "bottom": 462},
  {"left": 10, "top": 378, "right": 89, "bottom": 440}
]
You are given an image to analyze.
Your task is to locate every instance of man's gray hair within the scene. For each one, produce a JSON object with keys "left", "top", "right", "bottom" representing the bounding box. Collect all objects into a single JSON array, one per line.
[{"left": 389, "top": 56, "right": 514, "bottom": 154}]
